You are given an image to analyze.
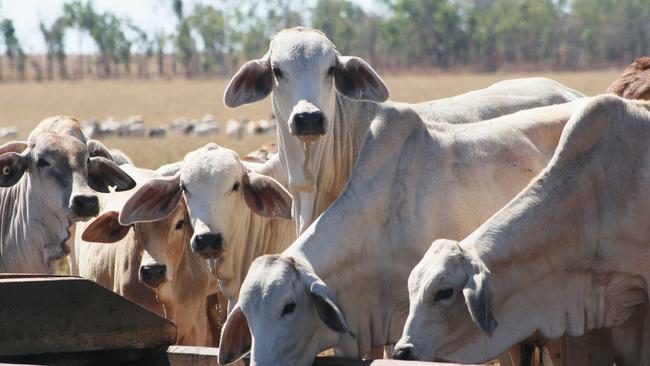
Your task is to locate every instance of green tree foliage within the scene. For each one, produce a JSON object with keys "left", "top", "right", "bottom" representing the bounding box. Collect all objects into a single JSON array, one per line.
[
  {"left": 40, "top": 17, "right": 69, "bottom": 79},
  {"left": 188, "top": 4, "right": 227, "bottom": 75}
]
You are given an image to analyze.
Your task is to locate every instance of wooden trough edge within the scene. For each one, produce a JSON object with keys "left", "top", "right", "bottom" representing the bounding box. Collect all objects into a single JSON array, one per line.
[{"left": 162, "top": 346, "right": 480, "bottom": 366}]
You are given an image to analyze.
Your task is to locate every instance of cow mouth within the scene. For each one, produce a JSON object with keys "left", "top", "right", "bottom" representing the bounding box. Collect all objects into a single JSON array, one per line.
[
  {"left": 296, "top": 134, "right": 321, "bottom": 143},
  {"left": 141, "top": 277, "right": 167, "bottom": 289},
  {"left": 198, "top": 249, "right": 224, "bottom": 260}
]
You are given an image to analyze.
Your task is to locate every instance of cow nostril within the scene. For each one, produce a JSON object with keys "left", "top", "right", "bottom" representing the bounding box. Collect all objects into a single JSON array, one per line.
[
  {"left": 139, "top": 264, "right": 167, "bottom": 286},
  {"left": 393, "top": 346, "right": 415, "bottom": 360},
  {"left": 71, "top": 195, "right": 99, "bottom": 216},
  {"left": 192, "top": 233, "right": 223, "bottom": 254}
]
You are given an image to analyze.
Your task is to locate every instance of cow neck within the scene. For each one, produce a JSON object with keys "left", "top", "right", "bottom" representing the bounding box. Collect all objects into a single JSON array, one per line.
[
  {"left": 223, "top": 201, "right": 296, "bottom": 303},
  {"left": 0, "top": 176, "right": 63, "bottom": 273},
  {"left": 274, "top": 93, "right": 378, "bottom": 234}
]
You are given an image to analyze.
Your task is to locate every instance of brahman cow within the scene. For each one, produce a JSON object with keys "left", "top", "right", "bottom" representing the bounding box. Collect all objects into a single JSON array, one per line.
[
  {"left": 393, "top": 95, "right": 650, "bottom": 365},
  {"left": 76, "top": 165, "right": 218, "bottom": 346},
  {"left": 224, "top": 27, "right": 584, "bottom": 234},
  {"left": 608, "top": 57, "right": 650, "bottom": 100},
  {"left": 118, "top": 144, "right": 295, "bottom": 308},
  {"left": 0, "top": 117, "right": 135, "bottom": 273},
  {"left": 217, "top": 98, "right": 593, "bottom": 366}
]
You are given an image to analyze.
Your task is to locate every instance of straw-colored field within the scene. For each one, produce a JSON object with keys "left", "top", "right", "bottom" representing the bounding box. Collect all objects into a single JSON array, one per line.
[{"left": 0, "top": 70, "right": 620, "bottom": 168}]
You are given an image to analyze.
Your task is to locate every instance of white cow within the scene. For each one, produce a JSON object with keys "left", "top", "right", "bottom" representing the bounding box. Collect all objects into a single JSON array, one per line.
[
  {"left": 217, "top": 98, "right": 593, "bottom": 366},
  {"left": 117, "top": 144, "right": 295, "bottom": 307},
  {"left": 0, "top": 117, "right": 135, "bottom": 273},
  {"left": 394, "top": 95, "right": 650, "bottom": 365},
  {"left": 76, "top": 164, "right": 218, "bottom": 346},
  {"left": 224, "top": 27, "right": 584, "bottom": 234}
]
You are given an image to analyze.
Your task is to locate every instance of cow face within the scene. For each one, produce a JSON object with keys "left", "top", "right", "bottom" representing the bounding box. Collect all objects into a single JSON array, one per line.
[
  {"left": 218, "top": 255, "right": 352, "bottom": 366},
  {"left": 118, "top": 144, "right": 291, "bottom": 297},
  {"left": 224, "top": 27, "right": 389, "bottom": 143},
  {"left": 393, "top": 239, "right": 497, "bottom": 362},
  {"left": 0, "top": 133, "right": 135, "bottom": 264}
]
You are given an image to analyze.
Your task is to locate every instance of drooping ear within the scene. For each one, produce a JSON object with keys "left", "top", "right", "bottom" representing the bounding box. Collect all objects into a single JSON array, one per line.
[
  {"left": 218, "top": 304, "right": 252, "bottom": 365},
  {"left": 86, "top": 139, "right": 114, "bottom": 161},
  {"left": 119, "top": 174, "right": 181, "bottom": 225},
  {"left": 81, "top": 211, "right": 130, "bottom": 243},
  {"left": 294, "top": 258, "right": 354, "bottom": 336},
  {"left": 87, "top": 157, "right": 137, "bottom": 193},
  {"left": 242, "top": 172, "right": 292, "bottom": 220},
  {"left": 461, "top": 256, "right": 497, "bottom": 337},
  {"left": 0, "top": 141, "right": 28, "bottom": 155},
  {"left": 0, "top": 150, "right": 30, "bottom": 187},
  {"left": 224, "top": 53, "right": 273, "bottom": 108},
  {"left": 333, "top": 56, "right": 389, "bottom": 102}
]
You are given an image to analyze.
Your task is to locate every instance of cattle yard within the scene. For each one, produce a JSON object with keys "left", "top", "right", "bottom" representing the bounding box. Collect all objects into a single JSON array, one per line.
[{"left": 0, "top": 70, "right": 619, "bottom": 168}]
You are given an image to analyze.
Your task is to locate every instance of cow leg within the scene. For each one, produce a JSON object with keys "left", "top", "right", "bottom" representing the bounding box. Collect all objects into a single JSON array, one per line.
[
  {"left": 520, "top": 341, "right": 535, "bottom": 366},
  {"left": 562, "top": 330, "right": 614, "bottom": 366}
]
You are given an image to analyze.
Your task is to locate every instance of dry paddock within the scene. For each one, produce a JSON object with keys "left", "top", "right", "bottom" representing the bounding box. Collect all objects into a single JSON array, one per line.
[{"left": 0, "top": 70, "right": 620, "bottom": 168}]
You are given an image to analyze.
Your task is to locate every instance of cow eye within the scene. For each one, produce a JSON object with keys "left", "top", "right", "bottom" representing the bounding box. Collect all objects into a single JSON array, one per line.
[
  {"left": 433, "top": 288, "right": 454, "bottom": 303},
  {"left": 232, "top": 181, "right": 240, "bottom": 192},
  {"left": 281, "top": 302, "right": 296, "bottom": 317},
  {"left": 272, "top": 67, "right": 283, "bottom": 79},
  {"left": 37, "top": 158, "right": 51, "bottom": 168},
  {"left": 180, "top": 184, "right": 187, "bottom": 193},
  {"left": 175, "top": 219, "right": 184, "bottom": 230},
  {"left": 327, "top": 66, "right": 336, "bottom": 77}
]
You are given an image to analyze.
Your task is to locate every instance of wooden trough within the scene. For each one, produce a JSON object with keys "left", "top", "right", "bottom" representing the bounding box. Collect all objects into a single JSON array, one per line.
[{"left": 0, "top": 275, "right": 475, "bottom": 365}]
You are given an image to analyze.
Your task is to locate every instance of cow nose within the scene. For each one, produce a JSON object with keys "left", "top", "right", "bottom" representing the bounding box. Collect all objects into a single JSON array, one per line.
[
  {"left": 70, "top": 194, "right": 99, "bottom": 217},
  {"left": 291, "top": 111, "right": 325, "bottom": 136},
  {"left": 139, "top": 264, "right": 167, "bottom": 287},
  {"left": 393, "top": 345, "right": 416, "bottom": 360},
  {"left": 192, "top": 233, "right": 224, "bottom": 257}
]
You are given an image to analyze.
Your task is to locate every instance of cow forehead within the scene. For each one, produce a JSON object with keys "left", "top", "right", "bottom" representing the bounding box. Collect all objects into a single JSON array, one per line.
[
  {"left": 29, "top": 133, "right": 88, "bottom": 164},
  {"left": 240, "top": 256, "right": 299, "bottom": 307},
  {"left": 30, "top": 116, "right": 86, "bottom": 142},
  {"left": 270, "top": 29, "right": 336, "bottom": 67},
  {"left": 181, "top": 147, "right": 242, "bottom": 186}
]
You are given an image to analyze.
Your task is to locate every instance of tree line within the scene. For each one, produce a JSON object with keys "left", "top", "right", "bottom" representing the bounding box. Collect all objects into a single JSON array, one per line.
[{"left": 0, "top": 0, "right": 648, "bottom": 82}]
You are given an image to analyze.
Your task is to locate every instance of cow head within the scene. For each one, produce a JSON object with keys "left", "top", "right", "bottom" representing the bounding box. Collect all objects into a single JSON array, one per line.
[
  {"left": 393, "top": 239, "right": 497, "bottom": 362},
  {"left": 224, "top": 27, "right": 388, "bottom": 143},
  {"left": 118, "top": 144, "right": 292, "bottom": 299},
  {"left": 83, "top": 199, "right": 193, "bottom": 303},
  {"left": 219, "top": 255, "right": 353, "bottom": 366},
  {"left": 0, "top": 133, "right": 136, "bottom": 264}
]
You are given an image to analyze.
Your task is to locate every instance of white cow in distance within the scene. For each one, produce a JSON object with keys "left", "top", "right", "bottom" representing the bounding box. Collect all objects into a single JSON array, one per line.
[
  {"left": 217, "top": 99, "right": 591, "bottom": 366},
  {"left": 394, "top": 95, "right": 650, "bottom": 365},
  {"left": 224, "top": 26, "right": 584, "bottom": 234},
  {"left": 0, "top": 116, "right": 136, "bottom": 273},
  {"left": 118, "top": 143, "right": 295, "bottom": 307}
]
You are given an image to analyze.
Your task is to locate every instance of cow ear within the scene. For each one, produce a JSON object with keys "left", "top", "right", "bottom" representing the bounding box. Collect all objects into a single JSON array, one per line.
[
  {"left": 0, "top": 150, "right": 30, "bottom": 187},
  {"left": 462, "top": 256, "right": 497, "bottom": 337},
  {"left": 334, "top": 56, "right": 389, "bottom": 102},
  {"left": 224, "top": 53, "right": 273, "bottom": 108},
  {"left": 218, "top": 304, "right": 252, "bottom": 365},
  {"left": 119, "top": 175, "right": 181, "bottom": 225},
  {"left": 242, "top": 172, "right": 292, "bottom": 220},
  {"left": 310, "top": 280, "right": 354, "bottom": 335},
  {"left": 293, "top": 258, "right": 354, "bottom": 336},
  {"left": 88, "top": 157, "right": 137, "bottom": 193},
  {"left": 0, "top": 141, "right": 28, "bottom": 155},
  {"left": 86, "top": 139, "right": 114, "bottom": 161},
  {"left": 81, "top": 211, "right": 130, "bottom": 243}
]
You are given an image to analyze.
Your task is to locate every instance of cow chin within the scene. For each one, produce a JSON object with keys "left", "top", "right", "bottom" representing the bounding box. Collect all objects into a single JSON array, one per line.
[{"left": 45, "top": 232, "right": 71, "bottom": 265}]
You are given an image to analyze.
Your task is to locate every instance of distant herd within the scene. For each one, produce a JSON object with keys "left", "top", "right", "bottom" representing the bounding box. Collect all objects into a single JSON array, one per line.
[{"left": 2, "top": 27, "right": 650, "bottom": 366}]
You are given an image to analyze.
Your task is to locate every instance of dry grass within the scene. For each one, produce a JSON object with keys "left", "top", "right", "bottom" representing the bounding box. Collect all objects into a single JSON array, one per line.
[{"left": 0, "top": 70, "right": 621, "bottom": 168}]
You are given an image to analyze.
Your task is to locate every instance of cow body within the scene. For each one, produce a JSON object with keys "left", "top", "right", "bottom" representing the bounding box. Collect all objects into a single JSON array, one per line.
[
  {"left": 218, "top": 99, "right": 590, "bottom": 366},
  {"left": 395, "top": 95, "right": 650, "bottom": 364}
]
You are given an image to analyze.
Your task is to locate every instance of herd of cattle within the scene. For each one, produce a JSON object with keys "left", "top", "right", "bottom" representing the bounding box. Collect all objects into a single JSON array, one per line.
[{"left": 2, "top": 26, "right": 650, "bottom": 366}]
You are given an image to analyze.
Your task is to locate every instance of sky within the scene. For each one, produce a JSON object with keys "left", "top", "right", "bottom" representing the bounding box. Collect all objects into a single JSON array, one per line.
[{"left": 0, "top": 0, "right": 377, "bottom": 54}]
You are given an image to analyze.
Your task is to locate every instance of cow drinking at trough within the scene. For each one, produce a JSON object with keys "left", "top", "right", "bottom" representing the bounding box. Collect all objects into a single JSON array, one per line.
[
  {"left": 393, "top": 95, "right": 650, "bottom": 365},
  {"left": 118, "top": 144, "right": 296, "bottom": 308},
  {"left": 224, "top": 27, "right": 584, "bottom": 234},
  {"left": 217, "top": 98, "right": 592, "bottom": 366},
  {"left": 76, "top": 164, "right": 218, "bottom": 346},
  {"left": 0, "top": 118, "right": 135, "bottom": 273}
]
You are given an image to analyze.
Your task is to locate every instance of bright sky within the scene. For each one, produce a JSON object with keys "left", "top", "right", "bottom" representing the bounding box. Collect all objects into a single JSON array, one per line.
[{"left": 0, "top": 0, "right": 378, "bottom": 54}]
